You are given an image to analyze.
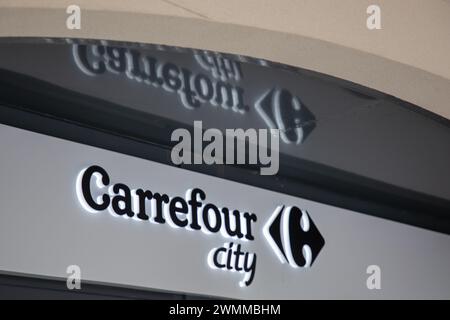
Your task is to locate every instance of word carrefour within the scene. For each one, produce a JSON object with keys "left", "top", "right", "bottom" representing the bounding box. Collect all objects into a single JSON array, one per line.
[
  {"left": 73, "top": 44, "right": 248, "bottom": 113},
  {"left": 76, "top": 165, "right": 257, "bottom": 286}
]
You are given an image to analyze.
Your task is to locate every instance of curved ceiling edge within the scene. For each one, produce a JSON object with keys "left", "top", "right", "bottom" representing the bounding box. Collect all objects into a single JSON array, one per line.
[{"left": 0, "top": 5, "right": 449, "bottom": 121}]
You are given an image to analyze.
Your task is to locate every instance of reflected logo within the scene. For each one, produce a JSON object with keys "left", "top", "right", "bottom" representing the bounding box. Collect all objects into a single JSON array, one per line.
[
  {"left": 72, "top": 44, "right": 248, "bottom": 113},
  {"left": 73, "top": 43, "right": 317, "bottom": 147},
  {"left": 263, "top": 205, "right": 324, "bottom": 268},
  {"left": 255, "top": 88, "right": 316, "bottom": 145}
]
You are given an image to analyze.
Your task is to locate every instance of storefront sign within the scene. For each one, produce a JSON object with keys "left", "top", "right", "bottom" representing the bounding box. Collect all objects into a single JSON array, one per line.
[
  {"left": 1, "top": 124, "right": 450, "bottom": 298},
  {"left": 75, "top": 164, "right": 324, "bottom": 287}
]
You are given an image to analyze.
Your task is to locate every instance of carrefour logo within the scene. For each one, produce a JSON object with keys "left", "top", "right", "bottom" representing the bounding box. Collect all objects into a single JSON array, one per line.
[
  {"left": 255, "top": 88, "right": 316, "bottom": 145},
  {"left": 263, "top": 205, "right": 325, "bottom": 268}
]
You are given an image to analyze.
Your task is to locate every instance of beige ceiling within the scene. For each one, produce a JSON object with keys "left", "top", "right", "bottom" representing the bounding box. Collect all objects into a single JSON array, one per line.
[{"left": 0, "top": 0, "right": 449, "bottom": 119}]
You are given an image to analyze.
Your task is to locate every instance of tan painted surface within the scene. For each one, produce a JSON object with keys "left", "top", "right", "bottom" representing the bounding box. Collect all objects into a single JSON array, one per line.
[{"left": 0, "top": 0, "right": 449, "bottom": 119}]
